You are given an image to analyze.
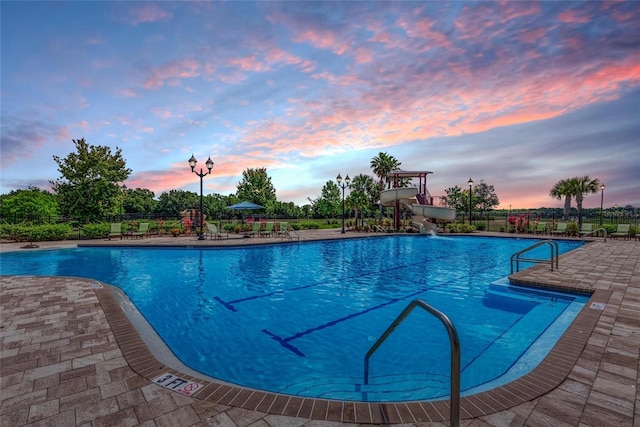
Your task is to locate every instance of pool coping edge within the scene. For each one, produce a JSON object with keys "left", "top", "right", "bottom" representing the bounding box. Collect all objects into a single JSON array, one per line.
[{"left": 92, "top": 277, "right": 610, "bottom": 424}]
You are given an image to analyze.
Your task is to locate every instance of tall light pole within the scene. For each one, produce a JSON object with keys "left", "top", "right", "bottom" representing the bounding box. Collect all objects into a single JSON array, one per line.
[
  {"left": 120, "top": 183, "right": 127, "bottom": 218},
  {"left": 336, "top": 173, "right": 350, "bottom": 234},
  {"left": 189, "top": 154, "right": 214, "bottom": 240},
  {"left": 600, "top": 184, "right": 605, "bottom": 226},
  {"left": 467, "top": 178, "right": 473, "bottom": 225}
]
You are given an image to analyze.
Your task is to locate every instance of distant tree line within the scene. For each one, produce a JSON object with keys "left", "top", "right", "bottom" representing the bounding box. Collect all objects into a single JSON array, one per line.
[{"left": 1, "top": 138, "right": 637, "bottom": 225}]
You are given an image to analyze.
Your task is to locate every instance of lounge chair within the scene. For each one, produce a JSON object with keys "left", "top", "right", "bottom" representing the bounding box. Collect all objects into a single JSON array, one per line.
[
  {"left": 245, "top": 221, "right": 262, "bottom": 237},
  {"left": 259, "top": 222, "right": 274, "bottom": 238},
  {"left": 131, "top": 223, "right": 149, "bottom": 239},
  {"left": 108, "top": 223, "right": 122, "bottom": 240},
  {"left": 550, "top": 222, "right": 567, "bottom": 237},
  {"left": 579, "top": 223, "right": 593, "bottom": 236},
  {"left": 533, "top": 222, "right": 547, "bottom": 235},
  {"left": 611, "top": 224, "right": 631, "bottom": 240},
  {"left": 276, "top": 222, "right": 289, "bottom": 238},
  {"left": 206, "top": 223, "right": 228, "bottom": 240}
]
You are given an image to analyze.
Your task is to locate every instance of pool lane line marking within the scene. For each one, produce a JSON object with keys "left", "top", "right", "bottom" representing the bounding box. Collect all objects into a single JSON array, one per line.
[
  {"left": 213, "top": 281, "right": 319, "bottom": 312},
  {"left": 262, "top": 286, "right": 430, "bottom": 357},
  {"left": 213, "top": 258, "right": 443, "bottom": 312}
]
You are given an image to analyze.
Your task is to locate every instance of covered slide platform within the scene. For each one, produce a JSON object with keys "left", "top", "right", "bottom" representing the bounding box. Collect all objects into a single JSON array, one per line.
[{"left": 381, "top": 170, "right": 456, "bottom": 233}]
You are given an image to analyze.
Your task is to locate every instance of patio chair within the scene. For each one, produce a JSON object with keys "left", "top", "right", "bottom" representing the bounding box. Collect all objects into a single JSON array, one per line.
[
  {"left": 550, "top": 222, "right": 567, "bottom": 237},
  {"left": 579, "top": 223, "right": 593, "bottom": 236},
  {"left": 533, "top": 222, "right": 547, "bottom": 235},
  {"left": 207, "top": 223, "right": 228, "bottom": 240},
  {"left": 259, "top": 222, "right": 274, "bottom": 238},
  {"left": 276, "top": 222, "right": 289, "bottom": 238},
  {"left": 108, "top": 223, "right": 122, "bottom": 240},
  {"left": 245, "top": 221, "right": 262, "bottom": 237},
  {"left": 131, "top": 223, "right": 149, "bottom": 239},
  {"left": 611, "top": 224, "right": 631, "bottom": 240}
]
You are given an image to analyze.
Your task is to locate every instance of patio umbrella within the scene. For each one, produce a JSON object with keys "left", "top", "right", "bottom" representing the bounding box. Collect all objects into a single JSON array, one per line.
[
  {"left": 227, "top": 201, "right": 264, "bottom": 210},
  {"left": 227, "top": 201, "right": 265, "bottom": 228}
]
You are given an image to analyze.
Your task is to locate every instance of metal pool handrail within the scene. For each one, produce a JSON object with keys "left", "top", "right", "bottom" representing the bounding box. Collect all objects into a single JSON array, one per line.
[
  {"left": 363, "top": 299, "right": 460, "bottom": 427},
  {"left": 510, "top": 239, "right": 559, "bottom": 273},
  {"left": 581, "top": 227, "right": 607, "bottom": 242}
]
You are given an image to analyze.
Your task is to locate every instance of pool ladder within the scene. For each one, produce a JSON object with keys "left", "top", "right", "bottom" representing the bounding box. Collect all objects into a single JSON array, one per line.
[
  {"left": 510, "top": 240, "right": 559, "bottom": 273},
  {"left": 364, "top": 299, "right": 460, "bottom": 427}
]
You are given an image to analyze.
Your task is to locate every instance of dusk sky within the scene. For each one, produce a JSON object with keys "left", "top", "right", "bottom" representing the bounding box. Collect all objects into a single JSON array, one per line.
[{"left": 2, "top": 1, "right": 639, "bottom": 209}]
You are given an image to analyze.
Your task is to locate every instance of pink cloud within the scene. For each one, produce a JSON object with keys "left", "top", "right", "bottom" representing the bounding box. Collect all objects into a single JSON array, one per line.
[
  {"left": 151, "top": 108, "right": 183, "bottom": 120},
  {"left": 454, "top": 5, "right": 499, "bottom": 41},
  {"left": 127, "top": 4, "right": 173, "bottom": 26},
  {"left": 353, "top": 47, "right": 373, "bottom": 64},
  {"left": 517, "top": 28, "right": 547, "bottom": 44},
  {"left": 143, "top": 59, "right": 201, "bottom": 89},
  {"left": 265, "top": 48, "right": 300, "bottom": 65},
  {"left": 226, "top": 37, "right": 640, "bottom": 165},
  {"left": 399, "top": 16, "right": 449, "bottom": 46},
  {"left": 229, "top": 55, "right": 268, "bottom": 72},
  {"left": 293, "top": 27, "right": 351, "bottom": 56},
  {"left": 557, "top": 9, "right": 591, "bottom": 24},
  {"left": 497, "top": 1, "right": 541, "bottom": 23},
  {"left": 119, "top": 88, "right": 138, "bottom": 98}
]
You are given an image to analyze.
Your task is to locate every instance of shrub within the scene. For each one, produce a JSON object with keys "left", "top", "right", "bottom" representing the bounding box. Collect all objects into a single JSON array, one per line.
[
  {"left": 0, "top": 223, "right": 73, "bottom": 242},
  {"left": 475, "top": 222, "right": 486, "bottom": 231},
  {"left": 566, "top": 222, "right": 579, "bottom": 236},
  {"left": 82, "top": 223, "right": 110, "bottom": 239},
  {"left": 445, "top": 223, "right": 476, "bottom": 233}
]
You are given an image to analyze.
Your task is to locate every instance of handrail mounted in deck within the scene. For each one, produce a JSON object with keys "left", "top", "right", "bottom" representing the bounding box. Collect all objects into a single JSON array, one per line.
[{"left": 363, "top": 299, "right": 460, "bottom": 427}]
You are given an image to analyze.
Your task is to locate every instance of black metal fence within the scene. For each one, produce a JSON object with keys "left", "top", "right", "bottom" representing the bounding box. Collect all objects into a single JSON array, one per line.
[{"left": 459, "top": 210, "right": 639, "bottom": 233}]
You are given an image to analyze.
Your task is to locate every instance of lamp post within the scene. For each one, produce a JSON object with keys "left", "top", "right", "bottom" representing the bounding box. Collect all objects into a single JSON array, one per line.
[
  {"left": 188, "top": 154, "right": 214, "bottom": 240},
  {"left": 336, "top": 173, "right": 351, "bottom": 234},
  {"left": 467, "top": 178, "right": 473, "bottom": 225},
  {"left": 600, "top": 184, "right": 605, "bottom": 226},
  {"left": 120, "top": 183, "right": 127, "bottom": 218}
]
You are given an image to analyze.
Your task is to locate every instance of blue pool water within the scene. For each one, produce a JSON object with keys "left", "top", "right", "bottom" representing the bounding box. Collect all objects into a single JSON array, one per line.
[{"left": 0, "top": 236, "right": 586, "bottom": 402}]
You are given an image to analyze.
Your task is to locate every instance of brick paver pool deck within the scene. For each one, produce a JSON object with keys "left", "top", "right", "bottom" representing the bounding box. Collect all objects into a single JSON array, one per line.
[{"left": 1, "top": 230, "right": 638, "bottom": 426}]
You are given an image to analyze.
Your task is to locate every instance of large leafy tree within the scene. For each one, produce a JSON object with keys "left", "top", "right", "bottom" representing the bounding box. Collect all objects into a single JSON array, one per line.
[
  {"left": 473, "top": 180, "right": 500, "bottom": 218},
  {"left": 272, "top": 200, "right": 302, "bottom": 217},
  {"left": 51, "top": 138, "right": 131, "bottom": 220},
  {"left": 202, "top": 193, "right": 228, "bottom": 220},
  {"left": 570, "top": 176, "right": 600, "bottom": 228},
  {"left": 549, "top": 178, "right": 573, "bottom": 221},
  {"left": 312, "top": 180, "right": 342, "bottom": 218},
  {"left": 123, "top": 187, "right": 156, "bottom": 214},
  {"left": 236, "top": 168, "right": 277, "bottom": 213},
  {"left": 370, "top": 152, "right": 400, "bottom": 189},
  {"left": 0, "top": 186, "right": 58, "bottom": 222},
  {"left": 443, "top": 186, "right": 466, "bottom": 213},
  {"left": 155, "top": 190, "right": 199, "bottom": 217}
]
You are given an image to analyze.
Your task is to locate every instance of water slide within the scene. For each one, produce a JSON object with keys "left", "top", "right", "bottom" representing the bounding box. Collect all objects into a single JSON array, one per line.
[{"left": 380, "top": 188, "right": 456, "bottom": 234}]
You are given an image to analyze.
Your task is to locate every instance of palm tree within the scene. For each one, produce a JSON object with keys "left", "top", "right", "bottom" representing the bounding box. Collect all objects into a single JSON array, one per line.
[
  {"left": 348, "top": 174, "right": 376, "bottom": 228},
  {"left": 570, "top": 176, "right": 600, "bottom": 228},
  {"left": 549, "top": 179, "right": 573, "bottom": 221},
  {"left": 370, "top": 152, "right": 400, "bottom": 189}
]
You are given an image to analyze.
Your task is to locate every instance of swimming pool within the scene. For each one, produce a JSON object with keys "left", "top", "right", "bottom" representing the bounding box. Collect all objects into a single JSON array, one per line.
[{"left": 0, "top": 235, "right": 586, "bottom": 402}]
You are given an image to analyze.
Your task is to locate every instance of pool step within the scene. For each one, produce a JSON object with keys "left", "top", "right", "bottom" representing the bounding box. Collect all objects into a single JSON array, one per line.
[{"left": 278, "top": 373, "right": 450, "bottom": 401}]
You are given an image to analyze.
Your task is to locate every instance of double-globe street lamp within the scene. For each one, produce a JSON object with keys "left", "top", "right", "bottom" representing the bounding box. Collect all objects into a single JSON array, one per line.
[
  {"left": 600, "top": 184, "right": 605, "bottom": 226},
  {"left": 336, "top": 173, "right": 351, "bottom": 234},
  {"left": 467, "top": 178, "right": 474, "bottom": 225},
  {"left": 188, "top": 154, "right": 214, "bottom": 240}
]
